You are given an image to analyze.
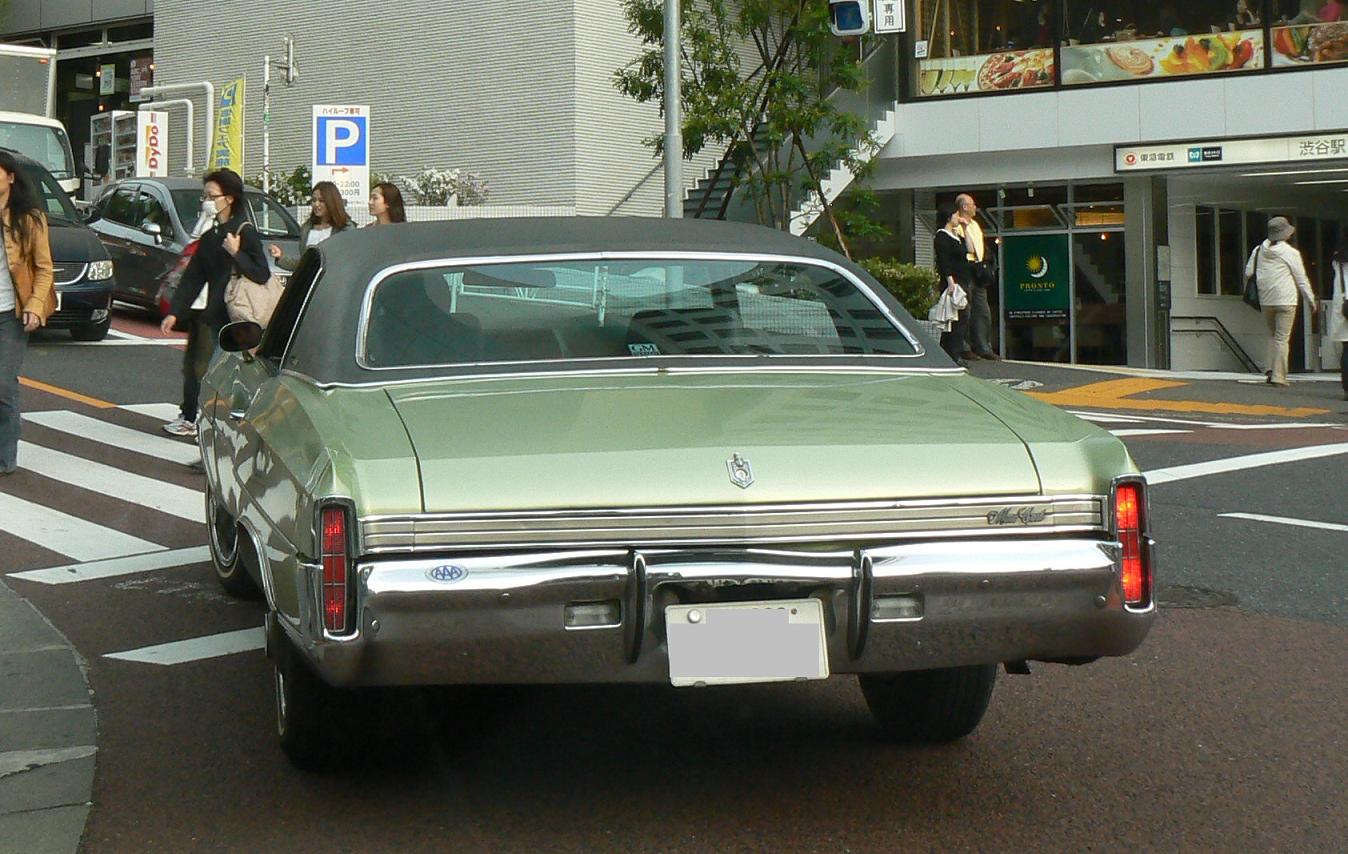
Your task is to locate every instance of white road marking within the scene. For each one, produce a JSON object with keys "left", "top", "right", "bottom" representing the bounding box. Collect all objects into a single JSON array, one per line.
[
  {"left": 1110, "top": 429, "right": 1191, "bottom": 437},
  {"left": 104, "top": 626, "right": 265, "bottom": 665},
  {"left": 105, "top": 328, "right": 147, "bottom": 341},
  {"left": 1218, "top": 512, "right": 1348, "bottom": 534},
  {"left": 0, "top": 493, "right": 163, "bottom": 562},
  {"left": 1146, "top": 442, "right": 1348, "bottom": 484},
  {"left": 17, "top": 441, "right": 202, "bottom": 521},
  {"left": 1071, "top": 408, "right": 1338, "bottom": 431},
  {"left": 23, "top": 411, "right": 201, "bottom": 465},
  {"left": 121, "top": 403, "right": 182, "bottom": 422},
  {"left": 1069, "top": 411, "right": 1146, "bottom": 424},
  {"left": 9, "top": 545, "right": 211, "bottom": 585}
]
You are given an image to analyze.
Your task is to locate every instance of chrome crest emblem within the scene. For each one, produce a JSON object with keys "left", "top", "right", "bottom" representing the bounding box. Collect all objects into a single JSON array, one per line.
[
  {"left": 726, "top": 454, "right": 755, "bottom": 489},
  {"left": 986, "top": 506, "right": 1050, "bottom": 526}
]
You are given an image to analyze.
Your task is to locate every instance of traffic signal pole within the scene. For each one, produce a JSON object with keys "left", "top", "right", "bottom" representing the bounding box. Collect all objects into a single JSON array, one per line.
[{"left": 664, "top": 0, "right": 682, "bottom": 218}]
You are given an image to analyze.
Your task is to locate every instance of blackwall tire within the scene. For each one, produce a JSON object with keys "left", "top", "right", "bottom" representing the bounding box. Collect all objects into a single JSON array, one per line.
[
  {"left": 206, "top": 491, "right": 259, "bottom": 599},
  {"left": 69, "top": 315, "right": 111, "bottom": 342},
  {"left": 274, "top": 636, "right": 378, "bottom": 771},
  {"left": 858, "top": 664, "right": 998, "bottom": 743}
]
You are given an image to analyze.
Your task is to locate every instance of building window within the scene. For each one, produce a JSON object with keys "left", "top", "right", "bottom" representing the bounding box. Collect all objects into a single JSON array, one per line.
[
  {"left": 1198, "top": 206, "right": 1260, "bottom": 297},
  {"left": 913, "top": 1, "right": 1056, "bottom": 97},
  {"left": 1271, "top": 2, "right": 1348, "bottom": 68},
  {"left": 1218, "top": 209, "right": 1246, "bottom": 296},
  {"left": 1196, "top": 208, "right": 1216, "bottom": 295}
]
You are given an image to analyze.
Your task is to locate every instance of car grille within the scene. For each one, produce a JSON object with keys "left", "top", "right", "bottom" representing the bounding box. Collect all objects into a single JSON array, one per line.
[
  {"left": 360, "top": 495, "right": 1106, "bottom": 553},
  {"left": 53, "top": 262, "right": 87, "bottom": 286}
]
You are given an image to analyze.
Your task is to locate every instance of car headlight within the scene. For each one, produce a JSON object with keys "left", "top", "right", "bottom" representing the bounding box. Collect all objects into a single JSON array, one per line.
[{"left": 86, "top": 260, "right": 114, "bottom": 281}]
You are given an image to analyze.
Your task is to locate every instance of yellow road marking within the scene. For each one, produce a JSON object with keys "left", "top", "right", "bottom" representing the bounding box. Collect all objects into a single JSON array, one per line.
[
  {"left": 19, "top": 377, "right": 117, "bottom": 410},
  {"left": 1027, "top": 378, "right": 1329, "bottom": 418}
]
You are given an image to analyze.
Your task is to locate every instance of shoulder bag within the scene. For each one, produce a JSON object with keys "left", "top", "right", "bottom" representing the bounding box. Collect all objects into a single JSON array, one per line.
[
  {"left": 1242, "top": 246, "right": 1262, "bottom": 311},
  {"left": 224, "top": 222, "right": 286, "bottom": 328}
]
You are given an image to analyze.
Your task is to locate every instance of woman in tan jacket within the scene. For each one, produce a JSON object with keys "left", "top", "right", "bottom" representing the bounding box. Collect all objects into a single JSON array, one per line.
[{"left": 1, "top": 150, "right": 56, "bottom": 475}]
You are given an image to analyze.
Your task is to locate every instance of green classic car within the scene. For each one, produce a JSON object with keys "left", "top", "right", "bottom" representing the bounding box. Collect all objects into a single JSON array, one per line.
[{"left": 201, "top": 217, "right": 1155, "bottom": 768}]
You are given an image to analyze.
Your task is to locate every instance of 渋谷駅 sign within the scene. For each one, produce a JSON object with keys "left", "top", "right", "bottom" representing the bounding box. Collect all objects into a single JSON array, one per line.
[{"left": 1116, "top": 133, "right": 1348, "bottom": 172}]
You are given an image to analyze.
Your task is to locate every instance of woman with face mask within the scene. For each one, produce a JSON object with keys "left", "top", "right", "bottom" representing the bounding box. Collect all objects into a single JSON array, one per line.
[
  {"left": 158, "top": 169, "right": 271, "bottom": 440},
  {"left": 269, "top": 181, "right": 351, "bottom": 269},
  {"left": 1, "top": 150, "right": 56, "bottom": 475}
]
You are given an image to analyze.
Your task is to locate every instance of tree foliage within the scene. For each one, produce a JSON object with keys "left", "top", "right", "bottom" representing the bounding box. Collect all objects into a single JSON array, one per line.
[{"left": 614, "top": 0, "right": 880, "bottom": 256}]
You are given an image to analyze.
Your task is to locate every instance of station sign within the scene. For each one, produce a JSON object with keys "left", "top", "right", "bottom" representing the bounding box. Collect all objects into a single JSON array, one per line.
[
  {"left": 135, "top": 111, "right": 168, "bottom": 178},
  {"left": 312, "top": 105, "right": 369, "bottom": 206},
  {"left": 1116, "top": 132, "right": 1348, "bottom": 172}
]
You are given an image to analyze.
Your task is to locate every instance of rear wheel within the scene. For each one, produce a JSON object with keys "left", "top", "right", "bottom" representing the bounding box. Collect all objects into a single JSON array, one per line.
[
  {"left": 69, "top": 315, "right": 111, "bottom": 341},
  {"left": 859, "top": 664, "right": 998, "bottom": 743},
  {"left": 206, "top": 491, "right": 259, "bottom": 599},
  {"left": 273, "top": 629, "right": 379, "bottom": 770}
]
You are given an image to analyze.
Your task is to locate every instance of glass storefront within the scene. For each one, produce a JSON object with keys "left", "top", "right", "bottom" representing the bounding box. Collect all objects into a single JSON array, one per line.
[{"left": 909, "top": 1, "right": 1347, "bottom": 98}]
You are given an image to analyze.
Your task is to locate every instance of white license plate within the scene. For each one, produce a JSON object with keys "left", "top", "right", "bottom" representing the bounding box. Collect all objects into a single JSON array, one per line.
[{"left": 666, "top": 599, "right": 829, "bottom": 687}]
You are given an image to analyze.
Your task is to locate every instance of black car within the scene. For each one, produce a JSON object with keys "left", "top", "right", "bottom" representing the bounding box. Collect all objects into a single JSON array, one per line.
[
  {"left": 1, "top": 147, "right": 116, "bottom": 341},
  {"left": 87, "top": 177, "right": 302, "bottom": 316}
]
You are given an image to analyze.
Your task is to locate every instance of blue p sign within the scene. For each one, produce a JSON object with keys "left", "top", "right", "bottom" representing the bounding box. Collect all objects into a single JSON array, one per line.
[{"left": 316, "top": 115, "right": 367, "bottom": 166}]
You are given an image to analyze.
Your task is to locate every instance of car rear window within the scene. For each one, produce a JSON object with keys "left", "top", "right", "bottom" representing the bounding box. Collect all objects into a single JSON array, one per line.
[{"left": 361, "top": 258, "right": 917, "bottom": 369}]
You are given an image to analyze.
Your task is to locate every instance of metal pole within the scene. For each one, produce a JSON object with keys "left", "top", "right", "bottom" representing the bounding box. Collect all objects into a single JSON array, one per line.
[
  {"left": 263, "top": 55, "right": 271, "bottom": 194},
  {"left": 663, "top": 0, "right": 682, "bottom": 218}
]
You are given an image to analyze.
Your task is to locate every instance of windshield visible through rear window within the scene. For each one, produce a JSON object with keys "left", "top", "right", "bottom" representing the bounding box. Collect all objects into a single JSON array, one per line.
[
  {"left": 361, "top": 258, "right": 917, "bottom": 369},
  {"left": 0, "top": 122, "right": 74, "bottom": 179}
]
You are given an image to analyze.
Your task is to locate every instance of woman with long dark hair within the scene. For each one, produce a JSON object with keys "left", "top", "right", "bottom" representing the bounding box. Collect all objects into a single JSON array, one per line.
[
  {"left": 1329, "top": 226, "right": 1348, "bottom": 400},
  {"left": 270, "top": 181, "right": 352, "bottom": 269},
  {"left": 933, "top": 203, "right": 972, "bottom": 365},
  {"left": 0, "top": 151, "right": 56, "bottom": 474},
  {"left": 368, "top": 182, "right": 406, "bottom": 225},
  {"left": 159, "top": 169, "right": 271, "bottom": 439}
]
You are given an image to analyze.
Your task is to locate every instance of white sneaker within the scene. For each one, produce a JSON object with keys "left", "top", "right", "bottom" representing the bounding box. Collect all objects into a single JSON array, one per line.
[{"left": 162, "top": 417, "right": 198, "bottom": 438}]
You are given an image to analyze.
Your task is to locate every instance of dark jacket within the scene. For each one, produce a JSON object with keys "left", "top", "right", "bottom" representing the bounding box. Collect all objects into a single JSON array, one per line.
[
  {"left": 933, "top": 229, "right": 971, "bottom": 291},
  {"left": 279, "top": 219, "right": 353, "bottom": 271},
  {"left": 171, "top": 211, "right": 270, "bottom": 328}
]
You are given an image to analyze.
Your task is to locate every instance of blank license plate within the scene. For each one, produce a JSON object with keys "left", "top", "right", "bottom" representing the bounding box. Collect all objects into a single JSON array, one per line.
[{"left": 666, "top": 599, "right": 829, "bottom": 687}]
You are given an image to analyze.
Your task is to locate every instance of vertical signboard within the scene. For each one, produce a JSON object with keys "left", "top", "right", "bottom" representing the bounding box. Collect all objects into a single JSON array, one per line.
[
  {"left": 872, "top": 0, "right": 905, "bottom": 34},
  {"left": 135, "top": 111, "right": 168, "bottom": 177},
  {"left": 1002, "top": 234, "right": 1071, "bottom": 320},
  {"left": 312, "top": 105, "right": 369, "bottom": 206},
  {"left": 129, "top": 57, "right": 154, "bottom": 103},
  {"left": 210, "top": 78, "right": 246, "bottom": 173},
  {"left": 99, "top": 64, "right": 116, "bottom": 95}
]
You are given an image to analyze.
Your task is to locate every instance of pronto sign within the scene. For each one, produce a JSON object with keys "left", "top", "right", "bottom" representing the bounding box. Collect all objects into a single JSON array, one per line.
[
  {"left": 135, "top": 111, "right": 168, "bottom": 178},
  {"left": 1117, "top": 133, "right": 1348, "bottom": 172},
  {"left": 312, "top": 105, "right": 369, "bottom": 206},
  {"left": 1002, "top": 234, "right": 1070, "bottom": 320}
]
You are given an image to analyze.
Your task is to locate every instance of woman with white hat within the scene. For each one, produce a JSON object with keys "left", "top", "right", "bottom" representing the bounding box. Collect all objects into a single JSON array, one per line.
[{"left": 1244, "top": 216, "right": 1319, "bottom": 388}]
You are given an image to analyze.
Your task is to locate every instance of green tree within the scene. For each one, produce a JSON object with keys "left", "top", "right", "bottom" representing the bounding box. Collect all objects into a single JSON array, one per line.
[{"left": 614, "top": 0, "right": 879, "bottom": 258}]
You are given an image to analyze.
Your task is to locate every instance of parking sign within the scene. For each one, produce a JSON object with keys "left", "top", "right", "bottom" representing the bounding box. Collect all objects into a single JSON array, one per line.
[{"left": 312, "top": 105, "right": 370, "bottom": 206}]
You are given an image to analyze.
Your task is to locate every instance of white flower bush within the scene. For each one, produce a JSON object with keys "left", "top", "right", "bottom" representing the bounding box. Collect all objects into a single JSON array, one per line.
[{"left": 405, "top": 168, "right": 490, "bottom": 206}]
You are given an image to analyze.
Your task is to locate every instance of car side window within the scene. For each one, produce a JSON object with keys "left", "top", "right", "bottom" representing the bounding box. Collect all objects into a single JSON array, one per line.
[
  {"left": 259, "top": 252, "right": 321, "bottom": 366},
  {"left": 104, "top": 186, "right": 139, "bottom": 226},
  {"left": 247, "top": 193, "right": 301, "bottom": 239},
  {"left": 137, "top": 192, "right": 173, "bottom": 234}
]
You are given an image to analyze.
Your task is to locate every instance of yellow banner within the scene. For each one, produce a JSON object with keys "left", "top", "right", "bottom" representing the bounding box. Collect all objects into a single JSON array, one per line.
[{"left": 210, "top": 77, "right": 245, "bottom": 173}]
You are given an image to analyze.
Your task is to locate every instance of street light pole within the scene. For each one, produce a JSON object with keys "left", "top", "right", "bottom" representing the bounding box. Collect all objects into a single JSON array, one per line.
[{"left": 664, "top": 0, "right": 682, "bottom": 218}]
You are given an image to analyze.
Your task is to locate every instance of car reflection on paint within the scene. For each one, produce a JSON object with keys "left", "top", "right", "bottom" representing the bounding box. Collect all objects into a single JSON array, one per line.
[{"left": 198, "top": 217, "right": 1156, "bottom": 770}]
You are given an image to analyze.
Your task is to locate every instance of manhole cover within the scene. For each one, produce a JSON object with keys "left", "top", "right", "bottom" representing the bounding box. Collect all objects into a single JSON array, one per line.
[{"left": 1156, "top": 584, "right": 1239, "bottom": 609}]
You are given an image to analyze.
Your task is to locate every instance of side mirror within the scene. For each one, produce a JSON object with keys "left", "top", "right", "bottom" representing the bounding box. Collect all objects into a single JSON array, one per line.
[
  {"left": 141, "top": 221, "right": 164, "bottom": 243},
  {"left": 83, "top": 207, "right": 103, "bottom": 225},
  {"left": 219, "top": 321, "right": 263, "bottom": 353}
]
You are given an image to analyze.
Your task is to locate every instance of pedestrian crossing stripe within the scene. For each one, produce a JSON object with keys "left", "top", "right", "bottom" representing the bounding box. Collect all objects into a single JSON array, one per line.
[
  {"left": 0, "top": 492, "right": 163, "bottom": 563},
  {"left": 10, "top": 546, "right": 211, "bottom": 585},
  {"left": 120, "top": 403, "right": 182, "bottom": 422},
  {"left": 24, "top": 410, "right": 200, "bottom": 466},
  {"left": 16, "top": 440, "right": 201, "bottom": 521},
  {"left": 104, "top": 626, "right": 265, "bottom": 665}
]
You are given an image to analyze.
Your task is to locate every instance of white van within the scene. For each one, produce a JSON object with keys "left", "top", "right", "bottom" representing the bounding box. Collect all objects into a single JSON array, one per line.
[{"left": 0, "top": 111, "right": 78, "bottom": 196}]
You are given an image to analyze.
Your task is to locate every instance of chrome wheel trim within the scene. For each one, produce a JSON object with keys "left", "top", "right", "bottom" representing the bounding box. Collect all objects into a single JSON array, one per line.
[{"left": 207, "top": 493, "right": 239, "bottom": 568}]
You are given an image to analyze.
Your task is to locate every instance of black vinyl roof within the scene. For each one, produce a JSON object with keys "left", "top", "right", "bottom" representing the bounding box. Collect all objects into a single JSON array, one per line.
[{"left": 283, "top": 216, "right": 947, "bottom": 384}]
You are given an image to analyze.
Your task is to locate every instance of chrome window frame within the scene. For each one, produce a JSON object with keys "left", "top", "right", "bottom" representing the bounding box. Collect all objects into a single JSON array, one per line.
[{"left": 353, "top": 251, "right": 927, "bottom": 372}]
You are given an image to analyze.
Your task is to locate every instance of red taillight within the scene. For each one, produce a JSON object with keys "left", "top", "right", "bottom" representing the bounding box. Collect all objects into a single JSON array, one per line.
[
  {"left": 320, "top": 506, "right": 350, "bottom": 633},
  {"left": 1113, "top": 480, "right": 1151, "bottom": 608}
]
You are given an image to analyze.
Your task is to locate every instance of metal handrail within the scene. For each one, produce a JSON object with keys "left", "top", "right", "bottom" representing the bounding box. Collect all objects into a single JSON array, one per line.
[{"left": 1170, "top": 315, "right": 1260, "bottom": 373}]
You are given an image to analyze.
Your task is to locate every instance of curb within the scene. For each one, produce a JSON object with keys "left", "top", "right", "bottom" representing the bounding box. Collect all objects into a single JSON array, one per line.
[{"left": 0, "top": 579, "right": 95, "bottom": 854}]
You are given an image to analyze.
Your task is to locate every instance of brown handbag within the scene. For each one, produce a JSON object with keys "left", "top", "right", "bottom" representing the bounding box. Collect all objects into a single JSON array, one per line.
[{"left": 223, "top": 222, "right": 286, "bottom": 328}]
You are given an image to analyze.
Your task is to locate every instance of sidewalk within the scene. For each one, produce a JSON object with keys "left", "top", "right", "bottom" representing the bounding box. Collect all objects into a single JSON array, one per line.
[
  {"left": 0, "top": 579, "right": 94, "bottom": 854},
  {"left": 966, "top": 359, "right": 1348, "bottom": 420}
]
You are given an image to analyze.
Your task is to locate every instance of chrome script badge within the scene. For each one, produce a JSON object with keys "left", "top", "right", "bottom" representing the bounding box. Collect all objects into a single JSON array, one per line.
[
  {"left": 986, "top": 506, "right": 1050, "bottom": 526},
  {"left": 727, "top": 454, "right": 755, "bottom": 489}
]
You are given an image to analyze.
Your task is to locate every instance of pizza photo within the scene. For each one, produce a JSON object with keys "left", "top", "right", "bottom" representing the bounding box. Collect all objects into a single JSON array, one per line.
[{"left": 977, "top": 50, "right": 1055, "bottom": 91}]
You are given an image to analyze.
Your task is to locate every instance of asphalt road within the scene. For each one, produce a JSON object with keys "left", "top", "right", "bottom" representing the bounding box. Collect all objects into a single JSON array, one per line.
[{"left": 3, "top": 311, "right": 1346, "bottom": 852}]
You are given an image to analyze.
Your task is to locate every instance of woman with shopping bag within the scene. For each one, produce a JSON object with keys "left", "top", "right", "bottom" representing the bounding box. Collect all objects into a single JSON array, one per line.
[{"left": 159, "top": 169, "right": 271, "bottom": 439}]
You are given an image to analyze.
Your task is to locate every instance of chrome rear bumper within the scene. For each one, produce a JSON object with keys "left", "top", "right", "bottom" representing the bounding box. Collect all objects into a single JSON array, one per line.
[{"left": 287, "top": 537, "right": 1155, "bottom": 687}]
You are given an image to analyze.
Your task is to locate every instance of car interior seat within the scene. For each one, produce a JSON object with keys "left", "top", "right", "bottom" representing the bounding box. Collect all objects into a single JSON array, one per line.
[{"left": 366, "top": 272, "right": 484, "bottom": 366}]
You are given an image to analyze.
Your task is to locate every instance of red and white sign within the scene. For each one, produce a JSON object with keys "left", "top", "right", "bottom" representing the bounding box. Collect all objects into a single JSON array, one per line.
[{"left": 135, "top": 111, "right": 168, "bottom": 178}]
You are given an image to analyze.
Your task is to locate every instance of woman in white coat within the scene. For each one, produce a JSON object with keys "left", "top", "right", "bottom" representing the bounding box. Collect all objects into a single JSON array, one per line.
[
  {"left": 1245, "top": 216, "right": 1319, "bottom": 387},
  {"left": 1329, "top": 227, "right": 1348, "bottom": 401}
]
